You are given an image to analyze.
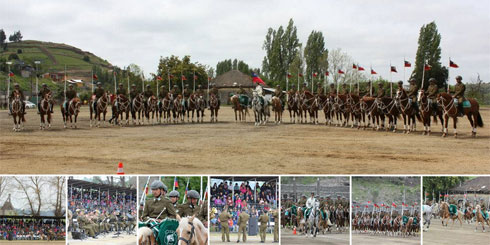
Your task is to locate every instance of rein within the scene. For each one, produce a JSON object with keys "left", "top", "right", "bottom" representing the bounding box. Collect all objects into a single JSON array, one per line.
[{"left": 179, "top": 221, "right": 195, "bottom": 245}]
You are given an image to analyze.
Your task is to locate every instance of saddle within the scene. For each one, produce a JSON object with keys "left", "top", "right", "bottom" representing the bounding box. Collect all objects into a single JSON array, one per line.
[
  {"left": 239, "top": 95, "right": 249, "bottom": 107},
  {"left": 449, "top": 204, "right": 458, "bottom": 215},
  {"left": 139, "top": 218, "right": 179, "bottom": 245},
  {"left": 402, "top": 216, "right": 409, "bottom": 225}
]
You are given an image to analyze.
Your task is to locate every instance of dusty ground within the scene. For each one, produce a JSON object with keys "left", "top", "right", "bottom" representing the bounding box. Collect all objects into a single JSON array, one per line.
[
  {"left": 352, "top": 233, "right": 420, "bottom": 244},
  {"left": 210, "top": 232, "right": 276, "bottom": 244},
  {"left": 281, "top": 228, "right": 349, "bottom": 244},
  {"left": 0, "top": 106, "right": 489, "bottom": 174},
  {"left": 423, "top": 219, "right": 490, "bottom": 244},
  {"left": 67, "top": 232, "right": 135, "bottom": 245},
  {"left": 0, "top": 242, "right": 65, "bottom": 244}
]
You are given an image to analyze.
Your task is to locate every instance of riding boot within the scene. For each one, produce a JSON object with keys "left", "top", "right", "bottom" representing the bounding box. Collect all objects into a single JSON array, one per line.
[
  {"left": 8, "top": 104, "right": 12, "bottom": 115},
  {"left": 458, "top": 104, "right": 464, "bottom": 117},
  {"left": 50, "top": 104, "right": 53, "bottom": 113},
  {"left": 37, "top": 103, "right": 41, "bottom": 114}
]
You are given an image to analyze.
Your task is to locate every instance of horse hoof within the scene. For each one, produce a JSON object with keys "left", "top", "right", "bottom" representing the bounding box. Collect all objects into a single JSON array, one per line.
[
  {"left": 454, "top": 134, "right": 457, "bottom": 138},
  {"left": 442, "top": 133, "right": 447, "bottom": 137}
]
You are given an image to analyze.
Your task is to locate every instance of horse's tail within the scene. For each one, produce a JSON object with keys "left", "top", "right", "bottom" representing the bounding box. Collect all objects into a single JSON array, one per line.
[
  {"left": 476, "top": 111, "right": 484, "bottom": 128},
  {"left": 416, "top": 112, "right": 422, "bottom": 122}
]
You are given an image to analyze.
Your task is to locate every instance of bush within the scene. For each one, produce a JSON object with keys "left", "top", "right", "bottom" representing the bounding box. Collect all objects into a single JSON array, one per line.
[
  {"left": 17, "top": 49, "right": 22, "bottom": 54},
  {"left": 8, "top": 53, "right": 19, "bottom": 60},
  {"left": 83, "top": 55, "right": 90, "bottom": 62}
]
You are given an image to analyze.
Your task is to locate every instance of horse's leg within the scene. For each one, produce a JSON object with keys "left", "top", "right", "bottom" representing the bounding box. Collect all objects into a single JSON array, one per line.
[
  {"left": 453, "top": 116, "right": 458, "bottom": 138},
  {"left": 468, "top": 113, "right": 476, "bottom": 137}
]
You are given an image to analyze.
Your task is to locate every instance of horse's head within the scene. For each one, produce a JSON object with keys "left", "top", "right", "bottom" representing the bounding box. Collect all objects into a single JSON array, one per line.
[
  {"left": 417, "top": 89, "right": 426, "bottom": 103},
  {"left": 177, "top": 215, "right": 197, "bottom": 245}
]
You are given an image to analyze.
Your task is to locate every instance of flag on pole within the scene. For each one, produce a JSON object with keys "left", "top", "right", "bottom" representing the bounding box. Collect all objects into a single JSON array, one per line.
[
  {"left": 182, "top": 75, "right": 187, "bottom": 81},
  {"left": 93, "top": 74, "right": 98, "bottom": 80},
  {"left": 424, "top": 64, "right": 432, "bottom": 71},
  {"left": 313, "top": 72, "right": 318, "bottom": 77},
  {"left": 174, "top": 177, "right": 179, "bottom": 188},
  {"left": 298, "top": 73, "right": 303, "bottom": 77},
  {"left": 392, "top": 202, "right": 397, "bottom": 207},
  {"left": 368, "top": 201, "right": 371, "bottom": 204},
  {"left": 371, "top": 69, "right": 377, "bottom": 75},
  {"left": 449, "top": 60, "right": 459, "bottom": 68},
  {"left": 194, "top": 75, "right": 198, "bottom": 80},
  {"left": 404, "top": 60, "right": 411, "bottom": 67},
  {"left": 325, "top": 71, "right": 329, "bottom": 76},
  {"left": 390, "top": 66, "right": 397, "bottom": 73},
  {"left": 287, "top": 73, "right": 292, "bottom": 78},
  {"left": 338, "top": 69, "right": 345, "bottom": 74},
  {"left": 252, "top": 72, "right": 266, "bottom": 85},
  {"left": 352, "top": 64, "right": 358, "bottom": 69},
  {"left": 358, "top": 66, "right": 365, "bottom": 71},
  {"left": 157, "top": 76, "right": 162, "bottom": 81},
  {"left": 8, "top": 72, "right": 14, "bottom": 77}
]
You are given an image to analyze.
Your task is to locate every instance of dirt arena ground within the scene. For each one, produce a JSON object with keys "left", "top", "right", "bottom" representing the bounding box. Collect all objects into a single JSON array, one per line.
[
  {"left": 281, "top": 228, "right": 349, "bottom": 244},
  {"left": 423, "top": 219, "right": 489, "bottom": 244},
  {"left": 352, "top": 233, "right": 420, "bottom": 244},
  {"left": 0, "top": 106, "right": 489, "bottom": 174},
  {"left": 67, "top": 233, "right": 135, "bottom": 245},
  {"left": 210, "top": 232, "right": 276, "bottom": 244},
  {"left": 0, "top": 242, "right": 65, "bottom": 244}
]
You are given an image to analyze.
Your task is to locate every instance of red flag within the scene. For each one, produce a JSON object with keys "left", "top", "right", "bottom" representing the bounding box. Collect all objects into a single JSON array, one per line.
[
  {"left": 439, "top": 194, "right": 443, "bottom": 197},
  {"left": 182, "top": 75, "right": 187, "bottom": 81},
  {"left": 252, "top": 73, "right": 266, "bottom": 85},
  {"left": 425, "top": 192, "right": 429, "bottom": 196},
  {"left": 358, "top": 66, "right": 365, "bottom": 71},
  {"left": 9, "top": 72, "right": 14, "bottom": 77},
  {"left": 145, "top": 186, "right": 148, "bottom": 195},
  {"left": 208, "top": 77, "right": 211, "bottom": 81},
  {"left": 287, "top": 73, "right": 292, "bottom": 78},
  {"left": 157, "top": 76, "right": 162, "bottom": 81},
  {"left": 392, "top": 202, "right": 397, "bottom": 207},
  {"left": 93, "top": 74, "right": 98, "bottom": 80},
  {"left": 449, "top": 60, "right": 459, "bottom": 68},
  {"left": 404, "top": 60, "right": 411, "bottom": 67},
  {"left": 169, "top": 74, "right": 174, "bottom": 79},
  {"left": 414, "top": 202, "right": 418, "bottom": 205},
  {"left": 424, "top": 64, "right": 432, "bottom": 71},
  {"left": 356, "top": 205, "right": 359, "bottom": 208},
  {"left": 194, "top": 75, "right": 198, "bottom": 80},
  {"left": 402, "top": 202, "right": 405, "bottom": 206},
  {"left": 325, "top": 71, "right": 329, "bottom": 76},
  {"left": 352, "top": 64, "right": 358, "bottom": 69},
  {"left": 365, "top": 205, "right": 368, "bottom": 208},
  {"left": 313, "top": 72, "right": 318, "bottom": 77},
  {"left": 371, "top": 69, "right": 377, "bottom": 75},
  {"left": 338, "top": 69, "right": 345, "bottom": 74},
  {"left": 390, "top": 66, "right": 397, "bottom": 73},
  {"left": 299, "top": 73, "right": 303, "bottom": 77},
  {"left": 368, "top": 201, "right": 371, "bottom": 204},
  {"left": 174, "top": 177, "right": 179, "bottom": 188}
]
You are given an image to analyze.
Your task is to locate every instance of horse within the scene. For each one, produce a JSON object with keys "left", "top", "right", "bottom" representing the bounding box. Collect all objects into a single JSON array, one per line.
[
  {"left": 145, "top": 95, "right": 158, "bottom": 125},
  {"left": 322, "top": 95, "right": 335, "bottom": 126},
  {"left": 423, "top": 204, "right": 434, "bottom": 231},
  {"left": 110, "top": 94, "right": 130, "bottom": 126},
  {"left": 333, "top": 94, "right": 350, "bottom": 126},
  {"left": 298, "top": 92, "right": 317, "bottom": 124},
  {"left": 335, "top": 206, "right": 346, "bottom": 233},
  {"left": 395, "top": 89, "right": 421, "bottom": 134},
  {"left": 61, "top": 97, "right": 81, "bottom": 128},
  {"left": 173, "top": 95, "right": 184, "bottom": 122},
  {"left": 196, "top": 95, "right": 206, "bottom": 123},
  {"left": 474, "top": 204, "right": 489, "bottom": 232},
  {"left": 176, "top": 215, "right": 208, "bottom": 245},
  {"left": 271, "top": 96, "right": 283, "bottom": 124},
  {"left": 346, "top": 94, "right": 364, "bottom": 128},
  {"left": 209, "top": 94, "right": 220, "bottom": 123},
  {"left": 131, "top": 93, "right": 145, "bottom": 125},
  {"left": 287, "top": 91, "right": 299, "bottom": 123},
  {"left": 251, "top": 91, "right": 269, "bottom": 126},
  {"left": 305, "top": 206, "right": 319, "bottom": 237},
  {"left": 230, "top": 94, "right": 247, "bottom": 122},
  {"left": 417, "top": 90, "right": 444, "bottom": 135},
  {"left": 159, "top": 93, "right": 173, "bottom": 123},
  {"left": 10, "top": 92, "right": 25, "bottom": 131},
  {"left": 376, "top": 97, "right": 401, "bottom": 132},
  {"left": 439, "top": 202, "right": 463, "bottom": 227},
  {"left": 437, "top": 92, "right": 484, "bottom": 137},
  {"left": 38, "top": 92, "right": 53, "bottom": 130},
  {"left": 90, "top": 93, "right": 109, "bottom": 127},
  {"left": 309, "top": 94, "right": 320, "bottom": 124},
  {"left": 138, "top": 226, "right": 156, "bottom": 245},
  {"left": 186, "top": 94, "right": 198, "bottom": 123}
]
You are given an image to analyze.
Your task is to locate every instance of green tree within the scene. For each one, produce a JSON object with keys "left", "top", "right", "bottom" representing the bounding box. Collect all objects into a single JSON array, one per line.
[
  {"left": 304, "top": 30, "right": 326, "bottom": 87},
  {"left": 156, "top": 55, "right": 208, "bottom": 91},
  {"left": 0, "top": 29, "right": 6, "bottom": 50},
  {"left": 412, "top": 21, "right": 448, "bottom": 89},
  {"left": 8, "top": 30, "right": 22, "bottom": 42},
  {"left": 423, "top": 176, "right": 469, "bottom": 202}
]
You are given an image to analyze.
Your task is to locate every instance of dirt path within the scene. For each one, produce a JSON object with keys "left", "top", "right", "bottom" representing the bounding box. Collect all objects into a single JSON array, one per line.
[
  {"left": 281, "top": 228, "right": 349, "bottom": 244},
  {"left": 423, "top": 219, "right": 489, "bottom": 244},
  {"left": 352, "top": 233, "right": 420, "bottom": 244},
  {"left": 0, "top": 106, "right": 489, "bottom": 174}
]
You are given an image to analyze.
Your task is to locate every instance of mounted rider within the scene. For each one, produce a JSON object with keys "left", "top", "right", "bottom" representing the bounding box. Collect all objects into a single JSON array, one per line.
[
  {"left": 408, "top": 78, "right": 419, "bottom": 108},
  {"left": 9, "top": 83, "right": 26, "bottom": 115},
  {"left": 352, "top": 83, "right": 360, "bottom": 96},
  {"left": 453, "top": 75, "right": 465, "bottom": 116},
  {"left": 92, "top": 82, "right": 105, "bottom": 113},
  {"left": 178, "top": 190, "right": 201, "bottom": 218},
  {"left": 158, "top": 85, "right": 168, "bottom": 108},
  {"left": 274, "top": 84, "right": 285, "bottom": 110},
  {"left": 168, "top": 190, "right": 180, "bottom": 208},
  {"left": 340, "top": 83, "right": 349, "bottom": 96},
  {"left": 376, "top": 83, "right": 385, "bottom": 100},
  {"left": 182, "top": 84, "right": 191, "bottom": 110},
  {"left": 38, "top": 83, "right": 53, "bottom": 114},
  {"left": 300, "top": 82, "right": 309, "bottom": 95},
  {"left": 115, "top": 83, "right": 127, "bottom": 111},
  {"left": 366, "top": 81, "right": 375, "bottom": 97},
  {"left": 329, "top": 83, "right": 337, "bottom": 97},
  {"left": 479, "top": 198, "right": 489, "bottom": 220},
  {"left": 254, "top": 83, "right": 266, "bottom": 106},
  {"left": 129, "top": 84, "right": 139, "bottom": 112},
  {"left": 64, "top": 84, "right": 77, "bottom": 115},
  {"left": 210, "top": 84, "right": 220, "bottom": 108},
  {"left": 305, "top": 192, "right": 317, "bottom": 218},
  {"left": 427, "top": 78, "right": 439, "bottom": 114},
  {"left": 143, "top": 84, "right": 154, "bottom": 110}
]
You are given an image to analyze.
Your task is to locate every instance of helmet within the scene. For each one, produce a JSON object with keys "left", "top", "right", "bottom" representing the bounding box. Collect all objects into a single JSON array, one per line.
[
  {"left": 429, "top": 78, "right": 436, "bottom": 84},
  {"left": 168, "top": 190, "right": 180, "bottom": 198},
  {"left": 119, "top": 83, "right": 124, "bottom": 87},
  {"left": 330, "top": 83, "right": 334, "bottom": 87},
  {"left": 97, "top": 82, "right": 102, "bottom": 85},
  {"left": 409, "top": 78, "right": 416, "bottom": 83},
  {"left": 131, "top": 84, "right": 136, "bottom": 87},
  {"left": 42, "top": 83, "right": 47, "bottom": 87},
  {"left": 150, "top": 180, "right": 167, "bottom": 191},
  {"left": 14, "top": 83, "right": 19, "bottom": 87},
  {"left": 455, "top": 75, "right": 462, "bottom": 80},
  {"left": 146, "top": 84, "right": 151, "bottom": 88},
  {"left": 68, "top": 84, "right": 74, "bottom": 88},
  {"left": 187, "top": 190, "right": 200, "bottom": 199},
  {"left": 398, "top": 81, "right": 403, "bottom": 86}
]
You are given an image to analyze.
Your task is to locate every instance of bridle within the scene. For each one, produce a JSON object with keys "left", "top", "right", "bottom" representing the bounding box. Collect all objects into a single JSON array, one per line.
[
  {"left": 69, "top": 99, "right": 81, "bottom": 115},
  {"left": 178, "top": 221, "right": 195, "bottom": 245}
]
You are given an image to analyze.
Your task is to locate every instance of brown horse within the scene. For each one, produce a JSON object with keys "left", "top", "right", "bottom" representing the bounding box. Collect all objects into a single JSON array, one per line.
[
  {"left": 287, "top": 91, "right": 299, "bottom": 123},
  {"left": 209, "top": 94, "right": 219, "bottom": 123},
  {"left": 474, "top": 204, "right": 489, "bottom": 232},
  {"left": 131, "top": 93, "right": 145, "bottom": 125},
  {"left": 437, "top": 92, "right": 484, "bottom": 137},
  {"left": 173, "top": 95, "right": 184, "bottom": 122},
  {"left": 90, "top": 93, "right": 109, "bottom": 127},
  {"left": 333, "top": 94, "right": 350, "bottom": 126},
  {"left": 159, "top": 93, "right": 173, "bottom": 123},
  {"left": 417, "top": 90, "right": 444, "bottom": 135},
  {"left": 187, "top": 94, "right": 198, "bottom": 123},
  {"left": 440, "top": 202, "right": 463, "bottom": 227},
  {"left": 196, "top": 94, "right": 206, "bottom": 123},
  {"left": 10, "top": 92, "right": 25, "bottom": 131},
  {"left": 38, "top": 92, "right": 53, "bottom": 130},
  {"left": 61, "top": 97, "right": 81, "bottom": 128},
  {"left": 377, "top": 97, "right": 401, "bottom": 132},
  {"left": 395, "top": 89, "right": 420, "bottom": 134},
  {"left": 145, "top": 95, "right": 158, "bottom": 125},
  {"left": 230, "top": 95, "right": 247, "bottom": 122},
  {"left": 271, "top": 96, "right": 282, "bottom": 124}
]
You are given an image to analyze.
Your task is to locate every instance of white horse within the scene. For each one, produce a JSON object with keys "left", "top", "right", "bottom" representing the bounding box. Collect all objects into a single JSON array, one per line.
[
  {"left": 423, "top": 204, "right": 434, "bottom": 231},
  {"left": 138, "top": 226, "right": 156, "bottom": 245},
  {"left": 252, "top": 91, "right": 269, "bottom": 126},
  {"left": 305, "top": 206, "right": 319, "bottom": 238},
  {"left": 177, "top": 215, "right": 208, "bottom": 245}
]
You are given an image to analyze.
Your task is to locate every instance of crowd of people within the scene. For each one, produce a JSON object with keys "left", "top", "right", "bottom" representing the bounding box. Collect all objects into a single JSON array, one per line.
[
  {"left": 68, "top": 187, "right": 137, "bottom": 239},
  {"left": 211, "top": 180, "right": 277, "bottom": 211},
  {"left": 0, "top": 218, "right": 65, "bottom": 241}
]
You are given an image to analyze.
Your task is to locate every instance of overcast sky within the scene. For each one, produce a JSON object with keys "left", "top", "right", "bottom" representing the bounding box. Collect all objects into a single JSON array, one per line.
[{"left": 2, "top": 0, "right": 489, "bottom": 85}]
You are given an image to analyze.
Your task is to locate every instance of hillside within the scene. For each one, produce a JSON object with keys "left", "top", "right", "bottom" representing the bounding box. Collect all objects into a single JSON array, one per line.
[{"left": 352, "top": 177, "right": 420, "bottom": 205}]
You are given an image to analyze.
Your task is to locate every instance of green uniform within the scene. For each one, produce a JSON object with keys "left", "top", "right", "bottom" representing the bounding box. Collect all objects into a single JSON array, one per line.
[
  {"left": 141, "top": 196, "right": 176, "bottom": 221},
  {"left": 78, "top": 215, "right": 96, "bottom": 237},
  {"left": 377, "top": 87, "right": 385, "bottom": 98},
  {"left": 238, "top": 88, "right": 247, "bottom": 95},
  {"left": 38, "top": 88, "right": 51, "bottom": 97},
  {"left": 329, "top": 86, "right": 337, "bottom": 97},
  {"left": 66, "top": 90, "right": 76, "bottom": 100},
  {"left": 219, "top": 210, "right": 232, "bottom": 242},
  {"left": 301, "top": 86, "right": 309, "bottom": 94},
  {"left": 316, "top": 86, "right": 325, "bottom": 96},
  {"left": 160, "top": 88, "right": 169, "bottom": 99},
  {"left": 427, "top": 84, "right": 438, "bottom": 99},
  {"left": 178, "top": 202, "right": 200, "bottom": 218},
  {"left": 259, "top": 213, "right": 269, "bottom": 242},
  {"left": 408, "top": 83, "right": 419, "bottom": 100},
  {"left": 237, "top": 212, "right": 250, "bottom": 242},
  {"left": 94, "top": 88, "right": 105, "bottom": 99},
  {"left": 211, "top": 87, "right": 219, "bottom": 96},
  {"left": 144, "top": 90, "right": 154, "bottom": 99},
  {"left": 198, "top": 202, "right": 208, "bottom": 224},
  {"left": 272, "top": 210, "right": 279, "bottom": 242},
  {"left": 196, "top": 88, "right": 205, "bottom": 97},
  {"left": 183, "top": 88, "right": 191, "bottom": 99},
  {"left": 341, "top": 85, "right": 348, "bottom": 95},
  {"left": 453, "top": 82, "right": 465, "bottom": 103},
  {"left": 116, "top": 88, "right": 127, "bottom": 96},
  {"left": 129, "top": 89, "right": 139, "bottom": 100}
]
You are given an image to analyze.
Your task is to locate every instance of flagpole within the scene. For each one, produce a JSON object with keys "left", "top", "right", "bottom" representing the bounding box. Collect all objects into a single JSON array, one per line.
[
  {"left": 193, "top": 70, "right": 196, "bottom": 93},
  {"left": 311, "top": 72, "right": 314, "bottom": 92},
  {"left": 421, "top": 59, "right": 426, "bottom": 90},
  {"left": 200, "top": 176, "right": 203, "bottom": 202},
  {"left": 448, "top": 57, "right": 451, "bottom": 93},
  {"left": 127, "top": 68, "right": 130, "bottom": 94},
  {"left": 91, "top": 69, "right": 94, "bottom": 94},
  {"left": 7, "top": 62, "right": 11, "bottom": 110},
  {"left": 207, "top": 77, "right": 210, "bottom": 102},
  {"left": 156, "top": 75, "right": 159, "bottom": 98},
  {"left": 390, "top": 62, "right": 393, "bottom": 98},
  {"left": 173, "top": 176, "right": 176, "bottom": 191},
  {"left": 168, "top": 68, "right": 171, "bottom": 89},
  {"left": 181, "top": 71, "right": 184, "bottom": 94},
  {"left": 403, "top": 57, "right": 406, "bottom": 82},
  {"left": 297, "top": 67, "right": 300, "bottom": 91},
  {"left": 370, "top": 65, "right": 373, "bottom": 97},
  {"left": 64, "top": 65, "right": 67, "bottom": 101},
  {"left": 114, "top": 70, "right": 117, "bottom": 95}
]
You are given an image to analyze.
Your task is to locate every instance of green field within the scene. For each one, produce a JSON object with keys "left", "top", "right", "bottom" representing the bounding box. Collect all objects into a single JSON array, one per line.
[{"left": 352, "top": 177, "right": 420, "bottom": 204}]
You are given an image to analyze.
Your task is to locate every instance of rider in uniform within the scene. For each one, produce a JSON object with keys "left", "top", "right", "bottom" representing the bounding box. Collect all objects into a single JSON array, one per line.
[
  {"left": 453, "top": 75, "right": 466, "bottom": 116},
  {"left": 168, "top": 190, "right": 180, "bottom": 208},
  {"left": 210, "top": 84, "right": 220, "bottom": 108},
  {"left": 141, "top": 180, "right": 177, "bottom": 222},
  {"left": 340, "top": 83, "right": 348, "bottom": 96},
  {"left": 274, "top": 85, "right": 285, "bottom": 110},
  {"left": 115, "top": 83, "right": 127, "bottom": 111},
  {"left": 376, "top": 83, "right": 385, "bottom": 99},
  {"left": 93, "top": 82, "right": 105, "bottom": 113},
  {"left": 183, "top": 84, "right": 191, "bottom": 111},
  {"left": 64, "top": 84, "right": 77, "bottom": 115},
  {"left": 427, "top": 78, "right": 439, "bottom": 114},
  {"left": 177, "top": 190, "right": 200, "bottom": 218},
  {"left": 129, "top": 84, "right": 139, "bottom": 112},
  {"left": 38, "top": 83, "right": 53, "bottom": 114},
  {"left": 329, "top": 83, "right": 337, "bottom": 97},
  {"left": 408, "top": 78, "right": 419, "bottom": 108},
  {"left": 143, "top": 84, "right": 154, "bottom": 111},
  {"left": 306, "top": 192, "right": 317, "bottom": 217},
  {"left": 9, "top": 83, "right": 26, "bottom": 115}
]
